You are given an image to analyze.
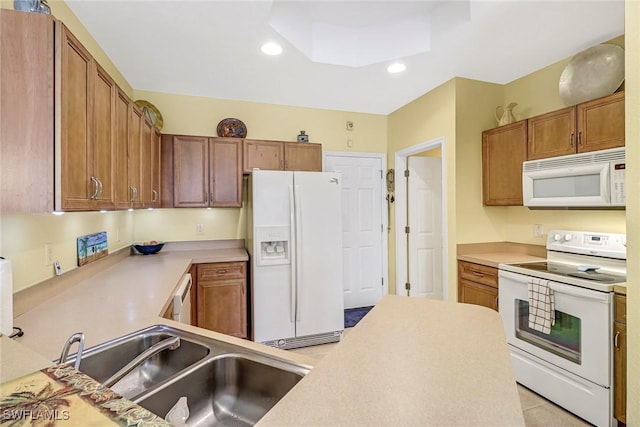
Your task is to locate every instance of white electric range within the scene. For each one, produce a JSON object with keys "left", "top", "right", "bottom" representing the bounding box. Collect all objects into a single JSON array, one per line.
[{"left": 498, "top": 229, "right": 626, "bottom": 427}]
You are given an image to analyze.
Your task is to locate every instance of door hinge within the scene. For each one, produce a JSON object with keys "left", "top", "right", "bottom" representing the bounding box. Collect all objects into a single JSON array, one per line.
[
  {"left": 380, "top": 169, "right": 383, "bottom": 179},
  {"left": 381, "top": 277, "right": 384, "bottom": 287},
  {"left": 405, "top": 282, "right": 411, "bottom": 291},
  {"left": 404, "top": 169, "right": 410, "bottom": 178},
  {"left": 404, "top": 226, "right": 410, "bottom": 234}
]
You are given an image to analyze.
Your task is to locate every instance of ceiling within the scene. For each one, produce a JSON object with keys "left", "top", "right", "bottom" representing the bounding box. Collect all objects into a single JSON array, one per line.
[{"left": 66, "top": 1, "right": 624, "bottom": 115}]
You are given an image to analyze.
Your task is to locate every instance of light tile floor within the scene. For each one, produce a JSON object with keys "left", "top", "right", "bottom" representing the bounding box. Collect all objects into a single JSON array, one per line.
[{"left": 289, "top": 329, "right": 593, "bottom": 427}]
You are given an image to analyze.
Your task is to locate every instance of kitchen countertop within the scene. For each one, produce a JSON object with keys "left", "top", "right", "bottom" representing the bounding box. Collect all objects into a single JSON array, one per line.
[
  {"left": 2, "top": 243, "right": 524, "bottom": 426},
  {"left": 457, "top": 241, "right": 546, "bottom": 268},
  {"left": 258, "top": 295, "right": 525, "bottom": 427}
]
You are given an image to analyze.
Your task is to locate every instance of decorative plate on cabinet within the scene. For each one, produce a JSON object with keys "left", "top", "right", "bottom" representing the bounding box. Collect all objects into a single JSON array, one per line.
[
  {"left": 217, "top": 118, "right": 247, "bottom": 138},
  {"left": 134, "top": 100, "right": 163, "bottom": 130}
]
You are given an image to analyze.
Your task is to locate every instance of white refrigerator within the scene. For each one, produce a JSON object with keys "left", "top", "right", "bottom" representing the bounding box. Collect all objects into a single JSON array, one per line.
[{"left": 247, "top": 170, "right": 344, "bottom": 349}]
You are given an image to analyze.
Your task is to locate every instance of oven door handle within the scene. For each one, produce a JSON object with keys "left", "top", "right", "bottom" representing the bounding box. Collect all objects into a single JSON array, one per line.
[{"left": 548, "top": 282, "right": 610, "bottom": 302}]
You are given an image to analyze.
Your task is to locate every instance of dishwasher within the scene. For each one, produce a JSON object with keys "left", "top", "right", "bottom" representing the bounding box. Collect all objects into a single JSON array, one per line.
[{"left": 172, "top": 273, "right": 192, "bottom": 325}]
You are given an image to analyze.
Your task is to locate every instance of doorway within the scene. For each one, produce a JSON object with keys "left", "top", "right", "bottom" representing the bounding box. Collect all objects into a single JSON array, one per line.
[
  {"left": 323, "top": 152, "right": 388, "bottom": 309},
  {"left": 394, "top": 137, "right": 448, "bottom": 299}
]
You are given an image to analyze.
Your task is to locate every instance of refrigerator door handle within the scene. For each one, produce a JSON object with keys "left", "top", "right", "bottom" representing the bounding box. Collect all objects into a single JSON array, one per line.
[
  {"left": 293, "top": 184, "right": 302, "bottom": 322},
  {"left": 289, "top": 185, "right": 297, "bottom": 323}
]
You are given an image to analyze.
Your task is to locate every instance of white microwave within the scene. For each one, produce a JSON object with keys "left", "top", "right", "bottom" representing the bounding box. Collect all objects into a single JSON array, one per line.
[{"left": 523, "top": 147, "right": 625, "bottom": 208}]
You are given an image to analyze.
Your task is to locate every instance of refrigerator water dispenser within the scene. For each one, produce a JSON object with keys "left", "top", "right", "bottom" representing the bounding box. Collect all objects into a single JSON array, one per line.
[{"left": 260, "top": 241, "right": 289, "bottom": 264}]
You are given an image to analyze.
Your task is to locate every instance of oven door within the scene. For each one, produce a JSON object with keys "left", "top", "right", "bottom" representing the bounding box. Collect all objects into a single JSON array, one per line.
[{"left": 498, "top": 270, "right": 612, "bottom": 387}]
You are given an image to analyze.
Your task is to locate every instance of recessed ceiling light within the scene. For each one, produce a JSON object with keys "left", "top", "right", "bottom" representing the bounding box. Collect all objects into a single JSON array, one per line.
[
  {"left": 387, "top": 62, "right": 406, "bottom": 74},
  {"left": 261, "top": 42, "right": 283, "bottom": 56}
]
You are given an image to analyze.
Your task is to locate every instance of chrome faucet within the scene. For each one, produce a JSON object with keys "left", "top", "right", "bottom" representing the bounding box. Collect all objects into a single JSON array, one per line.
[
  {"left": 58, "top": 332, "right": 85, "bottom": 370},
  {"left": 102, "top": 336, "right": 181, "bottom": 388}
]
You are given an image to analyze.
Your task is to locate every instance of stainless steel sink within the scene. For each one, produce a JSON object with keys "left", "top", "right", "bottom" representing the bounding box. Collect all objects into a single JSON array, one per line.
[
  {"left": 68, "top": 325, "right": 311, "bottom": 425},
  {"left": 70, "top": 326, "right": 210, "bottom": 399},
  {"left": 135, "top": 354, "right": 308, "bottom": 426}
]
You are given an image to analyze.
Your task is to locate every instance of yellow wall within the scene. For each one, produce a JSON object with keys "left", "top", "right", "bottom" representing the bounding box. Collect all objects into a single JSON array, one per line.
[
  {"left": 2, "top": 211, "right": 134, "bottom": 292},
  {"left": 387, "top": 79, "right": 456, "bottom": 296},
  {"left": 624, "top": 1, "right": 639, "bottom": 423}
]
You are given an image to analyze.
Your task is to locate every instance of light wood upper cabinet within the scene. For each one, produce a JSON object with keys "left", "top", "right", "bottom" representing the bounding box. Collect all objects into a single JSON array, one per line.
[
  {"left": 114, "top": 89, "right": 134, "bottom": 210},
  {"left": 127, "top": 106, "right": 143, "bottom": 208},
  {"left": 577, "top": 91, "right": 625, "bottom": 152},
  {"left": 528, "top": 92, "right": 624, "bottom": 161},
  {"left": 482, "top": 120, "right": 527, "bottom": 206},
  {"left": 58, "top": 23, "right": 117, "bottom": 211},
  {"left": 284, "top": 142, "right": 322, "bottom": 171},
  {"left": 243, "top": 139, "right": 283, "bottom": 172},
  {"left": 173, "top": 136, "right": 210, "bottom": 208},
  {"left": 527, "top": 107, "right": 576, "bottom": 160},
  {"left": 243, "top": 139, "right": 322, "bottom": 173},
  {"left": 166, "top": 135, "right": 242, "bottom": 208},
  {"left": 0, "top": 9, "right": 54, "bottom": 213},
  {"left": 210, "top": 138, "right": 242, "bottom": 207},
  {"left": 151, "top": 128, "right": 162, "bottom": 207}
]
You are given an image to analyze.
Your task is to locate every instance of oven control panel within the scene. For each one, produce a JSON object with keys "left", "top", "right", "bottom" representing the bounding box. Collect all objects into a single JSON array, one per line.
[{"left": 547, "top": 229, "right": 626, "bottom": 259}]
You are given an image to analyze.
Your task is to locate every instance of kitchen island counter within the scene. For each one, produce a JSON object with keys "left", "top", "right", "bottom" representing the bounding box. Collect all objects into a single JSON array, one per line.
[
  {"left": 3, "top": 244, "right": 523, "bottom": 426},
  {"left": 258, "top": 295, "right": 525, "bottom": 426}
]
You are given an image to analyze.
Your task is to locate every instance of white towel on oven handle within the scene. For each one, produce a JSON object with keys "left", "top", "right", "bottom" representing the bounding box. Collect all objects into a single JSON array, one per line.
[{"left": 527, "top": 278, "right": 555, "bottom": 334}]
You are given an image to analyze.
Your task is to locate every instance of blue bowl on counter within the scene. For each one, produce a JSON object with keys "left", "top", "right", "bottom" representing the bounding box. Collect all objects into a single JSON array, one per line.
[{"left": 133, "top": 242, "right": 165, "bottom": 255}]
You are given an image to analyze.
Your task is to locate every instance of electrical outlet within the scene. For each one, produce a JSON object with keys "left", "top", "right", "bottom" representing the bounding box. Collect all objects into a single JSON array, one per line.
[
  {"left": 196, "top": 224, "right": 204, "bottom": 235},
  {"left": 534, "top": 224, "right": 544, "bottom": 238},
  {"left": 44, "top": 243, "right": 53, "bottom": 266}
]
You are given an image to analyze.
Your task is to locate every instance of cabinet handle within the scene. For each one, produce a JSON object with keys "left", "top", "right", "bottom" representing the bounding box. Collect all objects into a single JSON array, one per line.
[
  {"left": 471, "top": 271, "right": 484, "bottom": 277},
  {"left": 216, "top": 269, "right": 228, "bottom": 274},
  {"left": 90, "top": 176, "right": 100, "bottom": 200},
  {"left": 577, "top": 131, "right": 582, "bottom": 146},
  {"left": 614, "top": 331, "right": 621, "bottom": 349},
  {"left": 280, "top": 160, "right": 284, "bottom": 170},
  {"left": 152, "top": 190, "right": 159, "bottom": 203},
  {"left": 129, "top": 185, "right": 137, "bottom": 202},
  {"left": 569, "top": 133, "right": 574, "bottom": 148},
  {"left": 96, "top": 178, "right": 104, "bottom": 199},
  {"left": 495, "top": 295, "right": 499, "bottom": 310}
]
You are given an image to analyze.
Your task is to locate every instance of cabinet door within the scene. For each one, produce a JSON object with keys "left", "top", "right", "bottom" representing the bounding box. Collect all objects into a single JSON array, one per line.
[
  {"left": 284, "top": 142, "right": 322, "bottom": 171},
  {"left": 151, "top": 129, "right": 162, "bottom": 207},
  {"left": 128, "top": 106, "right": 143, "bottom": 208},
  {"left": 173, "top": 136, "right": 209, "bottom": 207},
  {"left": 458, "top": 279, "right": 499, "bottom": 311},
  {"left": 210, "top": 138, "right": 242, "bottom": 207},
  {"left": 91, "top": 63, "right": 116, "bottom": 210},
  {"left": 140, "top": 118, "right": 154, "bottom": 207},
  {"left": 613, "top": 321, "right": 626, "bottom": 424},
  {"left": 196, "top": 263, "right": 247, "bottom": 338},
  {"left": 482, "top": 121, "right": 527, "bottom": 206},
  {"left": 243, "top": 139, "right": 283, "bottom": 172},
  {"left": 527, "top": 107, "right": 576, "bottom": 160},
  {"left": 114, "top": 89, "right": 131, "bottom": 209},
  {"left": 0, "top": 10, "right": 54, "bottom": 213},
  {"left": 59, "top": 25, "right": 93, "bottom": 210},
  {"left": 577, "top": 91, "right": 625, "bottom": 153}
]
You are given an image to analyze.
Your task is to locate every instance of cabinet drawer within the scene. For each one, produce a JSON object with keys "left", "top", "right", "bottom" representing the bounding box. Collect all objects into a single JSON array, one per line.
[
  {"left": 197, "top": 262, "right": 246, "bottom": 281},
  {"left": 615, "top": 293, "right": 626, "bottom": 324},
  {"left": 458, "top": 261, "right": 498, "bottom": 288}
]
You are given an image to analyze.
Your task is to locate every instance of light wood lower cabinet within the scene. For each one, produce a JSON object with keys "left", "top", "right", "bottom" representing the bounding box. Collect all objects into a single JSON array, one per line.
[
  {"left": 614, "top": 293, "right": 626, "bottom": 424},
  {"left": 196, "top": 262, "right": 247, "bottom": 339},
  {"left": 457, "top": 261, "right": 499, "bottom": 311}
]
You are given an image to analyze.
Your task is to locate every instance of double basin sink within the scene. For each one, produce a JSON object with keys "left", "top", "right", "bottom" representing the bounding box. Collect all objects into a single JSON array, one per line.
[{"left": 63, "top": 325, "right": 311, "bottom": 426}]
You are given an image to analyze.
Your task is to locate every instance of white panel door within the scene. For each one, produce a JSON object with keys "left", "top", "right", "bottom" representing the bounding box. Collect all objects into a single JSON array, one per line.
[
  {"left": 293, "top": 172, "right": 344, "bottom": 337},
  {"left": 324, "top": 155, "right": 384, "bottom": 309},
  {"left": 408, "top": 156, "right": 443, "bottom": 299}
]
